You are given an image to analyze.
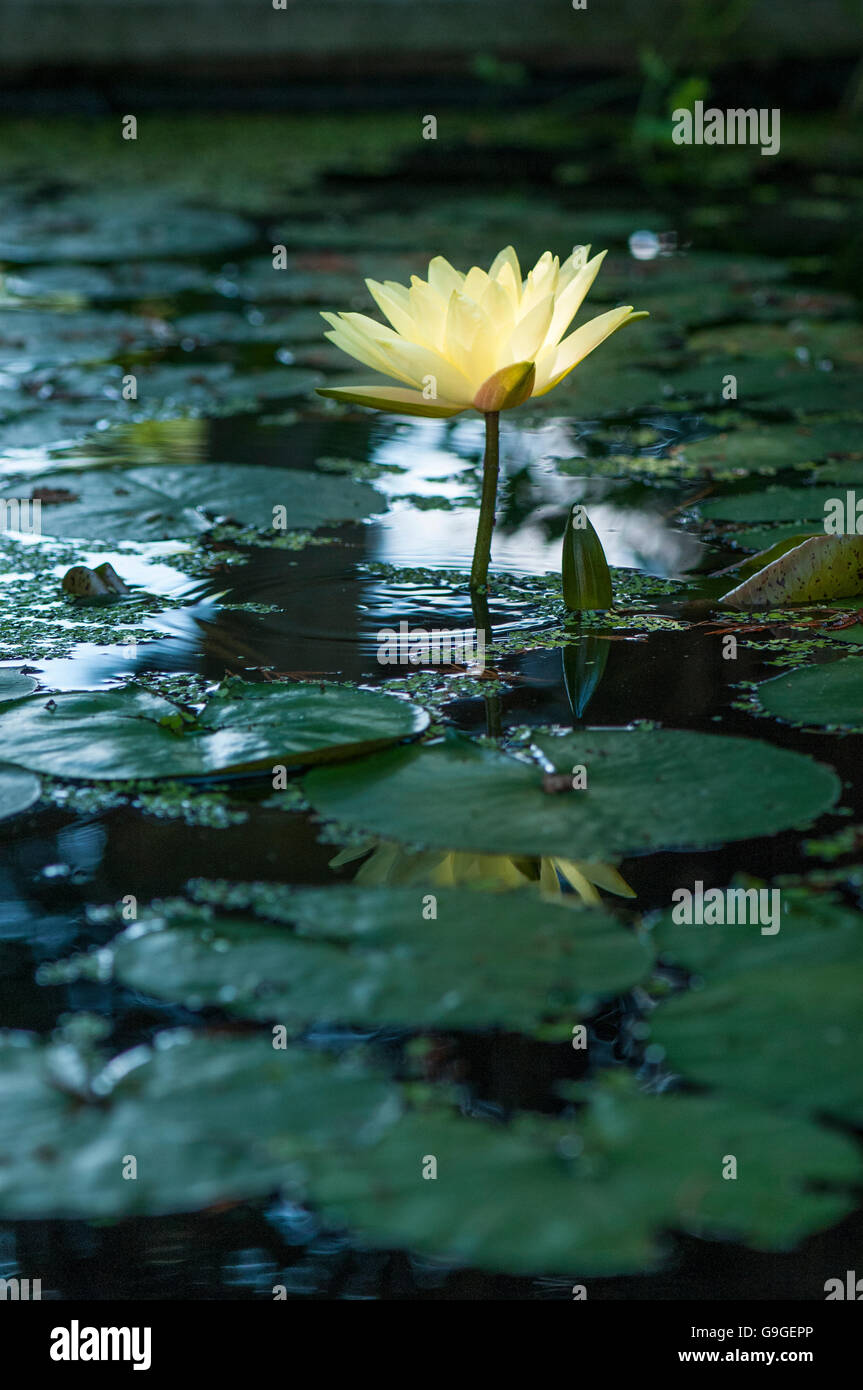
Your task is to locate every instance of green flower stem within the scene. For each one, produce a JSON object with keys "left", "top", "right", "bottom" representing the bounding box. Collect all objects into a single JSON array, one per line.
[{"left": 470, "top": 410, "right": 500, "bottom": 593}]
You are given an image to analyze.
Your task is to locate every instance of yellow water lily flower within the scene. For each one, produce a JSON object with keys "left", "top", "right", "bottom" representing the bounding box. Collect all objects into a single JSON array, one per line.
[
  {"left": 316, "top": 245, "right": 646, "bottom": 418},
  {"left": 316, "top": 244, "right": 647, "bottom": 593}
]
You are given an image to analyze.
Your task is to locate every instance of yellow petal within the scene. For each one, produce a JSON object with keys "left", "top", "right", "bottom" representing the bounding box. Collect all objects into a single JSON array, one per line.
[
  {"left": 315, "top": 384, "right": 466, "bottom": 417},
  {"left": 554, "top": 861, "right": 602, "bottom": 903},
  {"left": 462, "top": 265, "right": 490, "bottom": 301},
  {"left": 321, "top": 313, "right": 414, "bottom": 384},
  {"left": 427, "top": 255, "right": 465, "bottom": 299},
  {"left": 519, "top": 251, "right": 558, "bottom": 317},
  {"left": 488, "top": 245, "right": 522, "bottom": 286},
  {"left": 443, "top": 290, "right": 497, "bottom": 382},
  {"left": 507, "top": 293, "right": 555, "bottom": 363},
  {"left": 365, "top": 278, "right": 418, "bottom": 339},
  {"left": 544, "top": 250, "right": 608, "bottom": 349},
  {"left": 533, "top": 307, "right": 648, "bottom": 396},
  {"left": 557, "top": 859, "right": 637, "bottom": 899},
  {"left": 409, "top": 277, "right": 448, "bottom": 348},
  {"left": 375, "top": 337, "right": 476, "bottom": 404},
  {"left": 539, "top": 857, "right": 563, "bottom": 895},
  {"left": 557, "top": 244, "right": 592, "bottom": 290},
  {"left": 480, "top": 277, "right": 516, "bottom": 337},
  {"left": 473, "top": 360, "right": 536, "bottom": 412},
  {"left": 495, "top": 260, "right": 522, "bottom": 311}
]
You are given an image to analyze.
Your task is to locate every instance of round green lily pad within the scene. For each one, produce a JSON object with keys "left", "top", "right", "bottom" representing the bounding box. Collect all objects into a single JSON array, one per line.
[
  {"left": 724, "top": 524, "right": 820, "bottom": 551},
  {"left": 0, "top": 1030, "right": 395, "bottom": 1219},
  {"left": 757, "top": 656, "right": 863, "bottom": 729},
  {"left": 305, "top": 1082, "right": 861, "bottom": 1275},
  {"left": 0, "top": 194, "right": 255, "bottom": 263},
  {"left": 0, "top": 764, "right": 41, "bottom": 821},
  {"left": 0, "top": 670, "right": 37, "bottom": 702},
  {"left": 80, "top": 884, "right": 653, "bottom": 1035},
  {"left": 1, "top": 462, "right": 384, "bottom": 542},
  {"left": 0, "top": 308, "right": 173, "bottom": 368},
  {"left": 650, "top": 888, "right": 863, "bottom": 1123},
  {"left": 303, "top": 731, "right": 841, "bottom": 860},
  {"left": 700, "top": 487, "right": 835, "bottom": 524},
  {"left": 0, "top": 681, "right": 428, "bottom": 780},
  {"left": 678, "top": 422, "right": 861, "bottom": 475}
]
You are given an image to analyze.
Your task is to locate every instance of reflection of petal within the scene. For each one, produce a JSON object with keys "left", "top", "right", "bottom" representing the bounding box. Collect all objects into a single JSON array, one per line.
[
  {"left": 332, "top": 840, "right": 635, "bottom": 906},
  {"left": 554, "top": 859, "right": 637, "bottom": 900}
]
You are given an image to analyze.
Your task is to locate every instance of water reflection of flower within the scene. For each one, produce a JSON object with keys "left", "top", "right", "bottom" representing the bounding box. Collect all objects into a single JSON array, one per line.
[{"left": 331, "top": 840, "right": 635, "bottom": 907}]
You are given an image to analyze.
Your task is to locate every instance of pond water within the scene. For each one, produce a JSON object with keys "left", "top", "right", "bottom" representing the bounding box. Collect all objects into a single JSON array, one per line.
[{"left": 1, "top": 105, "right": 862, "bottom": 1299}]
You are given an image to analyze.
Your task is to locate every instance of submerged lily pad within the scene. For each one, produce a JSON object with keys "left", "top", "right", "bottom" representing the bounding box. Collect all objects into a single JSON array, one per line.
[
  {"left": 0, "top": 681, "right": 428, "bottom": 780},
  {"left": 757, "top": 656, "right": 863, "bottom": 729},
  {"left": 650, "top": 889, "right": 863, "bottom": 1123},
  {"left": 304, "top": 1080, "right": 861, "bottom": 1275},
  {"left": 304, "top": 731, "right": 840, "bottom": 860},
  {"left": 0, "top": 1030, "right": 395, "bottom": 1219},
  {"left": 1, "top": 463, "right": 384, "bottom": 541},
  {"left": 81, "top": 885, "right": 652, "bottom": 1035},
  {"left": 0, "top": 764, "right": 41, "bottom": 821}
]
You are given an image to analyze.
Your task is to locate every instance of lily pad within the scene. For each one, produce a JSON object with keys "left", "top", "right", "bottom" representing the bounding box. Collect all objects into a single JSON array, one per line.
[
  {"left": 173, "top": 308, "right": 326, "bottom": 346},
  {"left": 3, "top": 261, "right": 213, "bottom": 303},
  {"left": 0, "top": 462, "right": 384, "bottom": 542},
  {"left": 814, "top": 457, "right": 863, "bottom": 487},
  {"left": 0, "top": 308, "right": 174, "bottom": 368},
  {"left": 12, "top": 360, "right": 320, "bottom": 421},
  {"left": 700, "top": 486, "right": 836, "bottom": 524},
  {"left": 0, "top": 681, "right": 428, "bottom": 780},
  {"left": 723, "top": 524, "right": 821, "bottom": 551},
  {"left": 720, "top": 535, "right": 863, "bottom": 608},
  {"left": 757, "top": 656, "right": 863, "bottom": 729},
  {"left": 304, "top": 731, "right": 840, "bottom": 860},
  {"left": 0, "top": 763, "right": 41, "bottom": 821},
  {"left": 650, "top": 888, "right": 863, "bottom": 1123},
  {"left": 80, "top": 884, "right": 652, "bottom": 1035},
  {"left": 677, "top": 422, "right": 862, "bottom": 475},
  {"left": 0, "top": 1030, "right": 395, "bottom": 1219},
  {"left": 0, "top": 669, "right": 37, "bottom": 702},
  {"left": 304, "top": 1080, "right": 861, "bottom": 1275},
  {"left": 0, "top": 194, "right": 255, "bottom": 263},
  {"left": 750, "top": 366, "right": 862, "bottom": 414},
  {"left": 689, "top": 321, "right": 863, "bottom": 365}
]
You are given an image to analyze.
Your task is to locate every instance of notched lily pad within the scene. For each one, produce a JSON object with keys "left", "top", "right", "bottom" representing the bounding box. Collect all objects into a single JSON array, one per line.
[
  {"left": 303, "top": 730, "right": 840, "bottom": 860},
  {"left": 0, "top": 195, "right": 255, "bottom": 263},
  {"left": 651, "top": 888, "right": 863, "bottom": 1123},
  {"left": 1, "top": 462, "right": 385, "bottom": 542},
  {"left": 304, "top": 1080, "right": 861, "bottom": 1276},
  {"left": 757, "top": 655, "right": 863, "bottom": 729},
  {"left": 0, "top": 1030, "right": 395, "bottom": 1219},
  {"left": 77, "top": 884, "right": 652, "bottom": 1035},
  {"left": 0, "top": 680, "right": 428, "bottom": 780},
  {"left": 700, "top": 486, "right": 837, "bottom": 524}
]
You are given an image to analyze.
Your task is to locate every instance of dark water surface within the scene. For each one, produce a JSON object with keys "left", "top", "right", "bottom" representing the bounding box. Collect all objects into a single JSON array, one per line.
[{"left": 1, "top": 100, "right": 862, "bottom": 1298}]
